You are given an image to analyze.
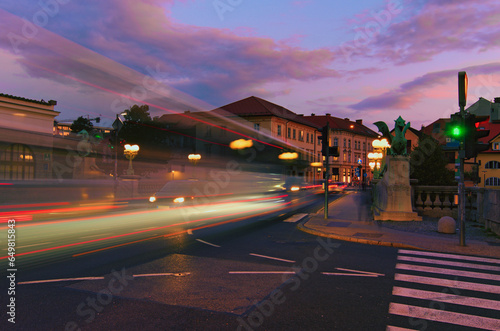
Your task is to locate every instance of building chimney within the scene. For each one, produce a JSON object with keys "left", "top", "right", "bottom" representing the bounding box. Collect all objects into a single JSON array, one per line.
[
  {"left": 355, "top": 119, "right": 362, "bottom": 125},
  {"left": 311, "top": 113, "right": 315, "bottom": 116},
  {"left": 326, "top": 113, "right": 331, "bottom": 116},
  {"left": 344, "top": 118, "right": 349, "bottom": 121},
  {"left": 494, "top": 97, "right": 500, "bottom": 103}
]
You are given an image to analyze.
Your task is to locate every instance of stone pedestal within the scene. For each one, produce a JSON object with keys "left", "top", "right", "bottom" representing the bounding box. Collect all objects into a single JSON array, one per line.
[{"left": 373, "top": 155, "right": 422, "bottom": 221}]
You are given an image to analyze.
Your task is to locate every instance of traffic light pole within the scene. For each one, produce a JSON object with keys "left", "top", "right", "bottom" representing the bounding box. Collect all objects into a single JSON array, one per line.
[
  {"left": 324, "top": 123, "right": 329, "bottom": 219},
  {"left": 458, "top": 108, "right": 466, "bottom": 246}
]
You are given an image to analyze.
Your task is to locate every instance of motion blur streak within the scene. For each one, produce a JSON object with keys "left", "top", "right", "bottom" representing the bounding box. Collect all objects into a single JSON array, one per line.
[
  {"left": 0, "top": 202, "right": 70, "bottom": 209},
  {"left": 0, "top": 200, "right": 287, "bottom": 260},
  {"left": 0, "top": 205, "right": 120, "bottom": 221},
  {"left": 22, "top": 60, "right": 283, "bottom": 149}
]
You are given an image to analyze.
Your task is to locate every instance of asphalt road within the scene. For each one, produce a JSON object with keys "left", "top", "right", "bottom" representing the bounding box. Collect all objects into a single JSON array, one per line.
[{"left": 2, "top": 190, "right": 499, "bottom": 330}]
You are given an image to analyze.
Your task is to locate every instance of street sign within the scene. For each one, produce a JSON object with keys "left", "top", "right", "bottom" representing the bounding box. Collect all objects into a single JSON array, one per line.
[
  {"left": 357, "top": 158, "right": 362, "bottom": 164},
  {"left": 355, "top": 168, "right": 360, "bottom": 177},
  {"left": 112, "top": 118, "right": 123, "bottom": 131}
]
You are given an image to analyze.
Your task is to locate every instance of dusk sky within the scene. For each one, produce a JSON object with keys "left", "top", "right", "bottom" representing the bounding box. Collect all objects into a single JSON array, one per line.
[{"left": 1, "top": 0, "right": 500, "bottom": 132}]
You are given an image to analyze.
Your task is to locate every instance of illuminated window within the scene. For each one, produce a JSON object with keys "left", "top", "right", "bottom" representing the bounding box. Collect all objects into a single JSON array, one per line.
[{"left": 0, "top": 144, "right": 35, "bottom": 180}]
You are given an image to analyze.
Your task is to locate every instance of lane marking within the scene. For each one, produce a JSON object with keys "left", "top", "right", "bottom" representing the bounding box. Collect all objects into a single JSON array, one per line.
[
  {"left": 283, "top": 213, "right": 308, "bottom": 223},
  {"left": 19, "top": 277, "right": 104, "bottom": 285},
  {"left": 195, "top": 239, "right": 220, "bottom": 247},
  {"left": 386, "top": 326, "right": 417, "bottom": 331},
  {"left": 389, "top": 302, "right": 500, "bottom": 330},
  {"left": 322, "top": 272, "right": 379, "bottom": 277},
  {"left": 398, "top": 249, "right": 500, "bottom": 265},
  {"left": 398, "top": 255, "right": 500, "bottom": 272},
  {"left": 395, "top": 273, "right": 500, "bottom": 294},
  {"left": 396, "top": 263, "right": 500, "bottom": 282},
  {"left": 249, "top": 253, "right": 295, "bottom": 263},
  {"left": 229, "top": 271, "right": 296, "bottom": 274},
  {"left": 133, "top": 272, "right": 190, "bottom": 278},
  {"left": 392, "top": 286, "right": 500, "bottom": 311},
  {"left": 323, "top": 268, "right": 384, "bottom": 277}
]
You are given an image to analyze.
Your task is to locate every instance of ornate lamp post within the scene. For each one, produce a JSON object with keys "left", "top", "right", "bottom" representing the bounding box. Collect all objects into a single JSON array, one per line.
[
  {"left": 188, "top": 154, "right": 201, "bottom": 177},
  {"left": 124, "top": 144, "right": 140, "bottom": 175}
]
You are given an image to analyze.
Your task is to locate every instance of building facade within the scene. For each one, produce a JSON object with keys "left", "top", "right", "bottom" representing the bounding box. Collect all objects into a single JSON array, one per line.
[{"left": 0, "top": 93, "right": 59, "bottom": 180}]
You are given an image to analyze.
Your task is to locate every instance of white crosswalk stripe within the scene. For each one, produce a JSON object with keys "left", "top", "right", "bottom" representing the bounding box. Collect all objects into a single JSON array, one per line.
[{"left": 386, "top": 249, "right": 500, "bottom": 331}]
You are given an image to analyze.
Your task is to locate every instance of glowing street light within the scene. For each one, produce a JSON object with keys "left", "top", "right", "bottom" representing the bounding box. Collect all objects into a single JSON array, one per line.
[
  {"left": 188, "top": 154, "right": 201, "bottom": 162},
  {"left": 279, "top": 152, "right": 298, "bottom": 160},
  {"left": 230, "top": 139, "right": 253, "bottom": 149},
  {"left": 123, "top": 144, "right": 140, "bottom": 175}
]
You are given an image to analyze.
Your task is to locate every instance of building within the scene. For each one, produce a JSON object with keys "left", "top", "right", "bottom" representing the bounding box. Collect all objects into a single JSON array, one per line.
[
  {"left": 0, "top": 93, "right": 59, "bottom": 180},
  {"left": 214, "top": 96, "right": 321, "bottom": 180},
  {"left": 304, "top": 114, "right": 379, "bottom": 184}
]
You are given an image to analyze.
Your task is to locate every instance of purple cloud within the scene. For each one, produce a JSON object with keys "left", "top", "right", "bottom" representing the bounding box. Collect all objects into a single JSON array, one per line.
[{"left": 350, "top": 62, "right": 500, "bottom": 110}]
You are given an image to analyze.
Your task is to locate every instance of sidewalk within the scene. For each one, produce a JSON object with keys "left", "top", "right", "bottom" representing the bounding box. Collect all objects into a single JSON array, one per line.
[{"left": 299, "top": 189, "right": 500, "bottom": 259}]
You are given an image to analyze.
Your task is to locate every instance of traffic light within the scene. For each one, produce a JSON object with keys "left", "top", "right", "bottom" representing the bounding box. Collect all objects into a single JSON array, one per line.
[
  {"left": 464, "top": 114, "right": 490, "bottom": 159},
  {"left": 320, "top": 125, "right": 329, "bottom": 156},
  {"left": 445, "top": 112, "right": 463, "bottom": 140},
  {"left": 319, "top": 125, "right": 340, "bottom": 157}
]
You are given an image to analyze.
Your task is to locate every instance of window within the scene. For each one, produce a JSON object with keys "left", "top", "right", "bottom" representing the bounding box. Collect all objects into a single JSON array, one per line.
[
  {"left": 348, "top": 139, "right": 351, "bottom": 148},
  {"left": 288, "top": 128, "right": 291, "bottom": 139},
  {"left": 299, "top": 130, "right": 304, "bottom": 141},
  {"left": 254, "top": 123, "right": 260, "bottom": 131},
  {"left": 363, "top": 142, "right": 366, "bottom": 151},
  {"left": 333, "top": 138, "right": 338, "bottom": 146},
  {"left": 493, "top": 142, "right": 500, "bottom": 151},
  {"left": 277, "top": 125, "right": 282, "bottom": 136},
  {"left": 0, "top": 144, "right": 35, "bottom": 180},
  {"left": 293, "top": 129, "right": 296, "bottom": 140},
  {"left": 433, "top": 122, "right": 440, "bottom": 133},
  {"left": 306, "top": 132, "right": 309, "bottom": 143},
  {"left": 343, "top": 139, "right": 346, "bottom": 147},
  {"left": 485, "top": 161, "right": 500, "bottom": 169},
  {"left": 485, "top": 177, "right": 500, "bottom": 186}
]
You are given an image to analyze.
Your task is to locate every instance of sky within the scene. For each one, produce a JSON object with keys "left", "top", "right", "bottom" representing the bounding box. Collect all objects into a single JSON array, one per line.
[{"left": 1, "top": 0, "right": 500, "bottom": 132}]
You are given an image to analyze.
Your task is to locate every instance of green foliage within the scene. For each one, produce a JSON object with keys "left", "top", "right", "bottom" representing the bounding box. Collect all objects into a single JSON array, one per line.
[
  {"left": 118, "top": 104, "right": 171, "bottom": 162},
  {"left": 409, "top": 135, "right": 455, "bottom": 186},
  {"left": 70, "top": 116, "right": 94, "bottom": 133}
]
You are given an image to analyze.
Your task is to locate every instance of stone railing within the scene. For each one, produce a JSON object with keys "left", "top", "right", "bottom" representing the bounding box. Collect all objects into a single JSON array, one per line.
[
  {"left": 413, "top": 185, "right": 500, "bottom": 236},
  {"left": 413, "top": 186, "right": 457, "bottom": 218}
]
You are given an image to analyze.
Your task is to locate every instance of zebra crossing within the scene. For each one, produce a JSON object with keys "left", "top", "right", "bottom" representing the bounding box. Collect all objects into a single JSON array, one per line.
[{"left": 386, "top": 249, "right": 500, "bottom": 331}]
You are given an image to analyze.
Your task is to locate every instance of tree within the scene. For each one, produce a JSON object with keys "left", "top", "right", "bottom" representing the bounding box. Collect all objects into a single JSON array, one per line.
[
  {"left": 70, "top": 116, "right": 93, "bottom": 133},
  {"left": 118, "top": 104, "right": 171, "bottom": 165},
  {"left": 409, "top": 135, "right": 455, "bottom": 186}
]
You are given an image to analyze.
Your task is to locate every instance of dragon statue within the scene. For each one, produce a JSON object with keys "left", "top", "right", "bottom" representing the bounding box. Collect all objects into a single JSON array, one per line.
[{"left": 374, "top": 116, "right": 411, "bottom": 156}]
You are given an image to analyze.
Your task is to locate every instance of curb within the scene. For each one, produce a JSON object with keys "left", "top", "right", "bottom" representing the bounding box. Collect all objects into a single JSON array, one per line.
[{"left": 297, "top": 221, "right": 423, "bottom": 250}]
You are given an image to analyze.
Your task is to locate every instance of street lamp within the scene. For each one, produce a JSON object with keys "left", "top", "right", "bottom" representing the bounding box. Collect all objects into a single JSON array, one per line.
[
  {"left": 310, "top": 162, "right": 322, "bottom": 185},
  {"left": 188, "top": 154, "right": 201, "bottom": 177},
  {"left": 368, "top": 152, "right": 383, "bottom": 179},
  {"left": 124, "top": 144, "right": 139, "bottom": 175}
]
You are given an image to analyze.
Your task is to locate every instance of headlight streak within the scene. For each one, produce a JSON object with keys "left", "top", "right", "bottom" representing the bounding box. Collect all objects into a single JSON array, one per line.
[{"left": 0, "top": 198, "right": 290, "bottom": 260}]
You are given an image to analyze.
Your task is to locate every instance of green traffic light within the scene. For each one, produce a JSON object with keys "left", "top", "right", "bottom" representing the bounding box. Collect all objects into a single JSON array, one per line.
[{"left": 452, "top": 126, "right": 461, "bottom": 137}]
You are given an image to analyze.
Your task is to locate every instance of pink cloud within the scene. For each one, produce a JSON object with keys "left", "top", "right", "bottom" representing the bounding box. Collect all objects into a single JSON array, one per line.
[{"left": 338, "top": 0, "right": 500, "bottom": 65}]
